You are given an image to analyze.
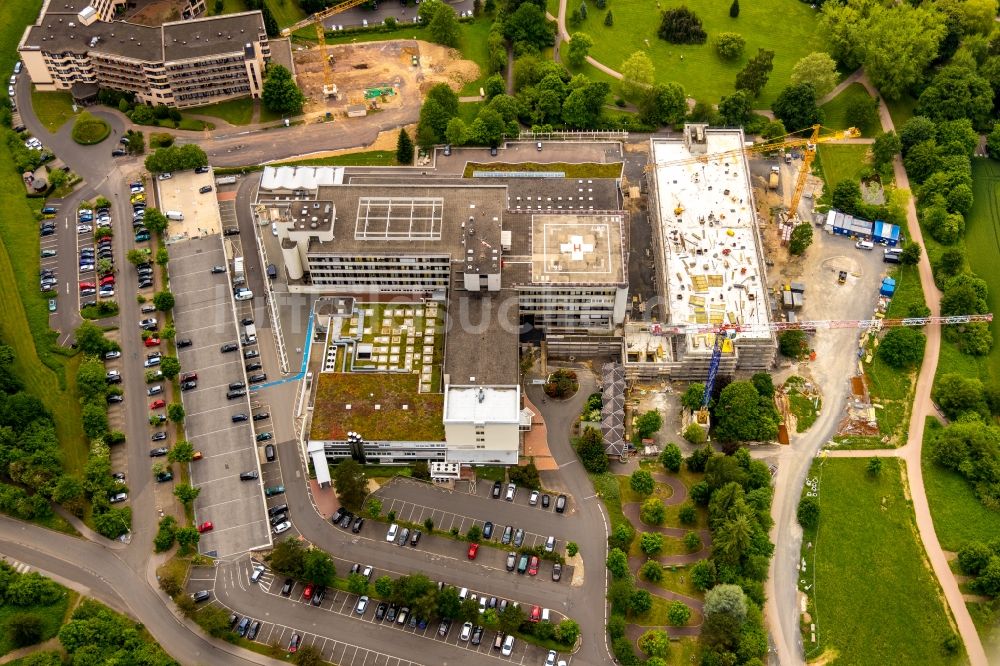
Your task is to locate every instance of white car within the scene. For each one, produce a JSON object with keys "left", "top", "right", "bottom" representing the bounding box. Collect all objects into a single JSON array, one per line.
[
  {"left": 501, "top": 635, "right": 514, "bottom": 656},
  {"left": 157, "top": 172, "right": 172, "bottom": 180},
  {"left": 385, "top": 523, "right": 398, "bottom": 542},
  {"left": 104, "top": 350, "right": 121, "bottom": 359},
  {"left": 79, "top": 264, "right": 95, "bottom": 273},
  {"left": 99, "top": 287, "right": 115, "bottom": 297},
  {"left": 77, "top": 224, "right": 92, "bottom": 234},
  {"left": 355, "top": 595, "right": 369, "bottom": 614},
  {"left": 545, "top": 650, "right": 557, "bottom": 666},
  {"left": 460, "top": 621, "right": 473, "bottom": 641},
  {"left": 109, "top": 492, "right": 128, "bottom": 503},
  {"left": 273, "top": 521, "right": 291, "bottom": 534}
]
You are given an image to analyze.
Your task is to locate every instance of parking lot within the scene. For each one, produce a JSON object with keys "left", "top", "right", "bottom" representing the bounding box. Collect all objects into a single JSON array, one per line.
[
  {"left": 169, "top": 235, "right": 271, "bottom": 557},
  {"left": 157, "top": 169, "right": 222, "bottom": 240},
  {"left": 196, "top": 558, "right": 567, "bottom": 666}
]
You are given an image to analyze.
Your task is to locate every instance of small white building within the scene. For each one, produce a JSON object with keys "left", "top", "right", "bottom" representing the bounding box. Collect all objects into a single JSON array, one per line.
[{"left": 443, "top": 385, "right": 521, "bottom": 465}]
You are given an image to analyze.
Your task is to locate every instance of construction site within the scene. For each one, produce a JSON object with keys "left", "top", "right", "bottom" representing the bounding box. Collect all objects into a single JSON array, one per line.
[{"left": 291, "top": 39, "right": 480, "bottom": 116}]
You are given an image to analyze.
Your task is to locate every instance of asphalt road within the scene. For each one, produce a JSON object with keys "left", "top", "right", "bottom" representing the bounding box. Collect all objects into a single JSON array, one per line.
[{"left": 0, "top": 515, "right": 284, "bottom": 666}]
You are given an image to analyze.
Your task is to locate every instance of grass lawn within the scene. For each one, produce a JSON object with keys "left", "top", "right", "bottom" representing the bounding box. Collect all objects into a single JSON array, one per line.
[
  {"left": 462, "top": 162, "right": 623, "bottom": 178},
  {"left": 616, "top": 474, "right": 674, "bottom": 505},
  {"left": 0, "top": 587, "right": 76, "bottom": 656},
  {"left": 813, "top": 143, "right": 870, "bottom": 189},
  {"left": 819, "top": 83, "right": 881, "bottom": 138},
  {"left": 264, "top": 0, "right": 306, "bottom": 29},
  {"left": 799, "top": 457, "right": 964, "bottom": 665},
  {"left": 632, "top": 591, "right": 702, "bottom": 628},
  {"left": 269, "top": 150, "right": 397, "bottom": 167},
  {"left": 967, "top": 600, "right": 1000, "bottom": 660},
  {"left": 208, "top": 0, "right": 248, "bottom": 15},
  {"left": 922, "top": 417, "right": 1000, "bottom": 552},
  {"left": 0, "top": 0, "right": 87, "bottom": 476},
  {"left": 457, "top": 101, "right": 482, "bottom": 125},
  {"left": 29, "top": 89, "right": 76, "bottom": 133},
  {"left": 961, "top": 158, "right": 1000, "bottom": 383},
  {"left": 647, "top": 563, "right": 705, "bottom": 601},
  {"left": 886, "top": 94, "right": 918, "bottom": 131},
  {"left": 863, "top": 264, "right": 926, "bottom": 444},
  {"left": 187, "top": 98, "right": 256, "bottom": 125},
  {"left": 71, "top": 115, "right": 111, "bottom": 145},
  {"left": 552, "top": 0, "right": 824, "bottom": 106}
]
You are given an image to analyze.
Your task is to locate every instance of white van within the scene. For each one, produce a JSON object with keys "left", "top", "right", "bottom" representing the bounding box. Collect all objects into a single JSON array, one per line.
[
  {"left": 855, "top": 240, "right": 874, "bottom": 250},
  {"left": 458, "top": 587, "right": 469, "bottom": 600},
  {"left": 234, "top": 289, "right": 254, "bottom": 301},
  {"left": 166, "top": 211, "right": 184, "bottom": 221}
]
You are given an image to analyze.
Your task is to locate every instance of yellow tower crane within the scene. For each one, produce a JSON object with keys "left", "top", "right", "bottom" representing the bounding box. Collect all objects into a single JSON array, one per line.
[
  {"left": 644, "top": 124, "right": 861, "bottom": 222},
  {"left": 281, "top": 0, "right": 373, "bottom": 99}
]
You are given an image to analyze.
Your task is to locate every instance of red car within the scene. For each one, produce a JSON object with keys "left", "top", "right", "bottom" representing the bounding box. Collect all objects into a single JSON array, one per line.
[
  {"left": 303, "top": 583, "right": 314, "bottom": 601},
  {"left": 79, "top": 282, "right": 95, "bottom": 290},
  {"left": 144, "top": 337, "right": 161, "bottom": 347},
  {"left": 467, "top": 543, "right": 479, "bottom": 560},
  {"left": 149, "top": 399, "right": 166, "bottom": 409},
  {"left": 529, "top": 605, "right": 541, "bottom": 623},
  {"left": 197, "top": 521, "right": 213, "bottom": 533},
  {"left": 100, "top": 276, "right": 115, "bottom": 286},
  {"left": 181, "top": 372, "right": 198, "bottom": 382},
  {"left": 528, "top": 555, "right": 539, "bottom": 576}
]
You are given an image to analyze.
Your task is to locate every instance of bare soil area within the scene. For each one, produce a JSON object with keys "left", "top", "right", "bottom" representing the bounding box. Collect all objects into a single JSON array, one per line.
[
  {"left": 294, "top": 40, "right": 480, "bottom": 115},
  {"left": 126, "top": 0, "right": 186, "bottom": 25}
]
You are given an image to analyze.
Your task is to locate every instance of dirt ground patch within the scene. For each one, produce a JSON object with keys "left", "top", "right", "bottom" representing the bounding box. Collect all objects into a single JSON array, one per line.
[
  {"left": 126, "top": 0, "right": 186, "bottom": 25},
  {"left": 293, "top": 39, "right": 480, "bottom": 115}
]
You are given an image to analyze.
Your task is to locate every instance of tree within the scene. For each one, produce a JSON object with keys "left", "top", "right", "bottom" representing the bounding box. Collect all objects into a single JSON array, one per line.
[
  {"left": 640, "top": 559, "right": 664, "bottom": 582},
  {"left": 714, "top": 381, "right": 778, "bottom": 442},
  {"left": 789, "top": 52, "right": 838, "bottom": 97},
  {"left": 681, "top": 383, "right": 706, "bottom": 412},
  {"left": 142, "top": 208, "right": 168, "bottom": 233},
  {"left": 629, "top": 588, "right": 653, "bottom": 615},
  {"left": 332, "top": 458, "right": 368, "bottom": 511},
  {"left": 555, "top": 618, "right": 580, "bottom": 645},
  {"left": 872, "top": 131, "right": 902, "bottom": 167},
  {"left": 167, "top": 440, "right": 194, "bottom": 463},
  {"left": 657, "top": 6, "right": 707, "bottom": 44},
  {"left": 497, "top": 601, "right": 525, "bottom": 634},
  {"left": 75, "top": 321, "right": 115, "bottom": 357},
  {"left": 466, "top": 525, "right": 482, "bottom": 543},
  {"left": 175, "top": 526, "right": 200, "bottom": 554},
  {"left": 866, "top": 457, "right": 883, "bottom": 477},
  {"left": 668, "top": 601, "right": 692, "bottom": 626},
  {"left": 640, "top": 532, "right": 665, "bottom": 555},
  {"left": 639, "top": 629, "right": 671, "bottom": 657},
  {"left": 788, "top": 223, "right": 813, "bottom": 255},
  {"left": 899, "top": 242, "right": 921, "bottom": 267},
  {"left": 679, "top": 502, "right": 697, "bottom": 525},
  {"left": 578, "top": 0, "right": 587, "bottom": 20},
  {"left": 173, "top": 483, "right": 200, "bottom": 506},
  {"left": 714, "top": 32, "right": 745, "bottom": 60},
  {"left": 125, "top": 129, "right": 145, "bottom": 155},
  {"left": 619, "top": 51, "right": 655, "bottom": 101},
  {"left": 630, "top": 470, "right": 656, "bottom": 496},
  {"left": 729, "top": 0, "right": 739, "bottom": 17},
  {"left": 502, "top": 3, "right": 556, "bottom": 52},
  {"left": 606, "top": 547, "right": 630, "bottom": 578},
  {"left": 374, "top": 575, "right": 394, "bottom": 598},
  {"left": 684, "top": 531, "right": 701, "bottom": 552},
  {"left": 428, "top": 3, "right": 460, "bottom": 47},
  {"left": 82, "top": 401, "right": 109, "bottom": 439},
  {"left": 634, "top": 410, "right": 663, "bottom": 440},
  {"left": 718, "top": 90, "right": 753, "bottom": 126},
  {"left": 735, "top": 49, "right": 775, "bottom": 97},
  {"left": 167, "top": 402, "right": 184, "bottom": 423},
  {"left": 660, "top": 443, "right": 682, "bottom": 472},
  {"left": 862, "top": 3, "right": 946, "bottom": 100},
  {"left": 154, "top": 515, "right": 178, "bottom": 552},
  {"left": 392, "top": 128, "right": 414, "bottom": 165},
  {"left": 987, "top": 122, "right": 1000, "bottom": 160},
  {"left": 932, "top": 374, "right": 988, "bottom": 420},
  {"left": 877, "top": 327, "right": 926, "bottom": 368},
  {"left": 545, "top": 368, "right": 578, "bottom": 398},
  {"left": 797, "top": 495, "right": 819, "bottom": 529},
  {"left": 301, "top": 548, "right": 337, "bottom": 586},
  {"left": 640, "top": 82, "right": 686, "bottom": 127},
  {"left": 575, "top": 426, "right": 608, "bottom": 472},
  {"left": 484, "top": 74, "right": 505, "bottom": 99},
  {"left": 159, "top": 356, "right": 180, "bottom": 381},
  {"left": 604, "top": 9, "right": 613, "bottom": 26},
  {"left": 261, "top": 65, "right": 305, "bottom": 115},
  {"left": 779, "top": 330, "right": 808, "bottom": 359},
  {"left": 846, "top": 94, "right": 879, "bottom": 132},
  {"left": 917, "top": 64, "right": 995, "bottom": 131},
  {"left": 566, "top": 32, "right": 593, "bottom": 68},
  {"left": 423, "top": 516, "right": 435, "bottom": 532},
  {"left": 772, "top": 83, "right": 822, "bottom": 132},
  {"left": 691, "top": 559, "right": 717, "bottom": 591},
  {"left": 509, "top": 460, "right": 540, "bottom": 489},
  {"left": 76, "top": 358, "right": 108, "bottom": 400},
  {"left": 702, "top": 584, "right": 747, "bottom": 650},
  {"left": 8, "top": 612, "right": 44, "bottom": 647}
]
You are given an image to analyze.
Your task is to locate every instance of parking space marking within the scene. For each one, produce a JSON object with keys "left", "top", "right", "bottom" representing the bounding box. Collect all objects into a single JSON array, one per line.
[{"left": 380, "top": 497, "right": 550, "bottom": 549}]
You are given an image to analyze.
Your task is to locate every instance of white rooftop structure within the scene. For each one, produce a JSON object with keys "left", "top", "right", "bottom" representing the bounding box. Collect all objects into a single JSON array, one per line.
[
  {"left": 650, "top": 127, "right": 772, "bottom": 351},
  {"left": 444, "top": 385, "right": 520, "bottom": 424},
  {"left": 260, "top": 166, "right": 345, "bottom": 192},
  {"left": 307, "top": 440, "right": 332, "bottom": 488}
]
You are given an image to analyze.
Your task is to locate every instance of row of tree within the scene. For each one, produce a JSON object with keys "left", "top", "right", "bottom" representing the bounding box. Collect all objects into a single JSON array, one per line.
[
  {"left": 927, "top": 411, "right": 1000, "bottom": 510},
  {"left": 143, "top": 144, "right": 209, "bottom": 175}
]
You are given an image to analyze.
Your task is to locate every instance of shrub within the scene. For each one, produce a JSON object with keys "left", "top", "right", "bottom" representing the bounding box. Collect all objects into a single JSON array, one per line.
[
  {"left": 630, "top": 469, "right": 655, "bottom": 496},
  {"left": 640, "top": 559, "right": 664, "bottom": 582},
  {"left": 667, "top": 601, "right": 692, "bottom": 626},
  {"left": 640, "top": 497, "right": 667, "bottom": 525},
  {"left": 797, "top": 495, "right": 819, "bottom": 529},
  {"left": 660, "top": 443, "right": 682, "bottom": 472},
  {"left": 545, "top": 369, "right": 579, "bottom": 398},
  {"left": 683, "top": 423, "right": 707, "bottom": 445},
  {"left": 71, "top": 112, "right": 111, "bottom": 145},
  {"left": 678, "top": 502, "right": 698, "bottom": 525},
  {"left": 878, "top": 327, "right": 926, "bottom": 368}
]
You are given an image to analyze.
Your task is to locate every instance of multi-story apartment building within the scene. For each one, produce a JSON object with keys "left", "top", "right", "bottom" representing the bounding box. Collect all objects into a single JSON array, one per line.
[{"left": 18, "top": 2, "right": 268, "bottom": 108}]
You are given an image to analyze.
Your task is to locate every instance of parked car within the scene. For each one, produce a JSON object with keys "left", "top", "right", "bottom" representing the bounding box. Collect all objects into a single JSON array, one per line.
[
  {"left": 198, "top": 521, "right": 213, "bottom": 533},
  {"left": 529, "top": 490, "right": 540, "bottom": 506},
  {"left": 352, "top": 516, "right": 365, "bottom": 533},
  {"left": 467, "top": 543, "right": 479, "bottom": 560},
  {"left": 513, "top": 528, "right": 525, "bottom": 547},
  {"left": 191, "top": 590, "right": 211, "bottom": 603},
  {"left": 555, "top": 494, "right": 567, "bottom": 513},
  {"left": 528, "top": 555, "right": 539, "bottom": 576},
  {"left": 287, "top": 634, "right": 300, "bottom": 653},
  {"left": 483, "top": 521, "right": 493, "bottom": 539},
  {"left": 280, "top": 578, "right": 294, "bottom": 596},
  {"left": 149, "top": 447, "right": 168, "bottom": 457},
  {"left": 552, "top": 563, "right": 562, "bottom": 582},
  {"left": 355, "top": 595, "right": 369, "bottom": 614},
  {"left": 506, "top": 551, "right": 517, "bottom": 571},
  {"left": 264, "top": 484, "right": 284, "bottom": 497},
  {"left": 386, "top": 523, "right": 399, "bottom": 542},
  {"left": 273, "top": 521, "right": 292, "bottom": 534},
  {"left": 247, "top": 621, "right": 261, "bottom": 640}
]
